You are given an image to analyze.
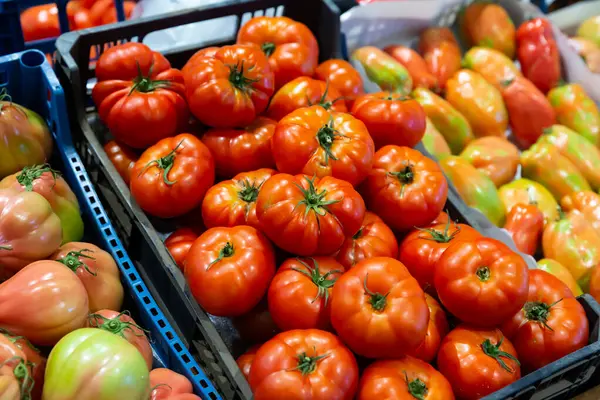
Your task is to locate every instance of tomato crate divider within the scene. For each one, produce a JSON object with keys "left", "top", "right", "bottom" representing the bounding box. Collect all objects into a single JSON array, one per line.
[{"left": 0, "top": 49, "right": 220, "bottom": 400}]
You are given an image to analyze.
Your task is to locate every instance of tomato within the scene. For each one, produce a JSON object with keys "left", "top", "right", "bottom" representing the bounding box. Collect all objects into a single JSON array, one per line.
[
  {"left": 51, "top": 242, "right": 124, "bottom": 312},
  {"left": 20, "top": 4, "right": 60, "bottom": 42},
  {"left": 0, "top": 189, "right": 62, "bottom": 275},
  {"left": 352, "top": 47, "right": 413, "bottom": 93},
  {"left": 537, "top": 258, "right": 584, "bottom": 297},
  {"left": 462, "top": 47, "right": 521, "bottom": 91},
  {"left": 181, "top": 47, "right": 220, "bottom": 77},
  {"left": 351, "top": 92, "right": 426, "bottom": 149},
  {"left": 236, "top": 345, "right": 260, "bottom": 382},
  {"left": 0, "top": 164, "right": 84, "bottom": 244},
  {"left": 357, "top": 356, "right": 454, "bottom": 400},
  {"left": 561, "top": 191, "right": 600, "bottom": 236},
  {"left": 44, "top": 328, "right": 149, "bottom": 400},
  {"left": 95, "top": 42, "right": 171, "bottom": 82},
  {"left": 0, "top": 261, "right": 88, "bottom": 346},
  {"left": 408, "top": 294, "right": 450, "bottom": 363},
  {"left": 578, "top": 16, "right": 600, "bottom": 45},
  {"left": 268, "top": 257, "right": 344, "bottom": 331},
  {"left": 435, "top": 237, "right": 529, "bottom": 327},
  {"left": 446, "top": 69, "right": 508, "bottom": 138},
  {"left": 499, "top": 179, "right": 559, "bottom": 225},
  {"left": 232, "top": 300, "right": 279, "bottom": 344},
  {"left": 504, "top": 203, "right": 545, "bottom": 256},
  {"left": 383, "top": 45, "right": 438, "bottom": 90},
  {"left": 0, "top": 330, "right": 46, "bottom": 400},
  {"left": 202, "top": 117, "right": 276, "bottom": 178},
  {"left": 335, "top": 211, "right": 397, "bottom": 270},
  {"left": 150, "top": 368, "right": 200, "bottom": 400},
  {"left": 249, "top": 329, "right": 358, "bottom": 400},
  {"left": 93, "top": 0, "right": 136, "bottom": 26},
  {"left": 429, "top": 211, "right": 450, "bottom": 227},
  {"left": 272, "top": 106, "right": 373, "bottom": 186},
  {"left": 185, "top": 226, "right": 275, "bottom": 316},
  {"left": 361, "top": 146, "right": 448, "bottom": 231},
  {"left": 590, "top": 265, "right": 600, "bottom": 304},
  {"left": 422, "top": 117, "right": 452, "bottom": 160},
  {"left": 184, "top": 45, "right": 274, "bottom": 128},
  {"left": 418, "top": 28, "right": 461, "bottom": 89},
  {"left": 165, "top": 228, "right": 202, "bottom": 272},
  {"left": 459, "top": 137, "right": 519, "bottom": 187},
  {"left": 437, "top": 325, "right": 520, "bottom": 399},
  {"left": 502, "top": 270, "right": 589, "bottom": 372},
  {"left": 314, "top": 59, "right": 364, "bottom": 109},
  {"left": 103, "top": 140, "right": 139, "bottom": 185},
  {"left": 462, "top": 3, "right": 516, "bottom": 59},
  {"left": 398, "top": 220, "right": 481, "bottom": 295},
  {"left": 569, "top": 37, "right": 600, "bottom": 73},
  {"left": 330, "top": 257, "right": 429, "bottom": 358},
  {"left": 237, "top": 16, "right": 318, "bottom": 89},
  {"left": 256, "top": 174, "right": 365, "bottom": 255},
  {"left": 130, "top": 134, "right": 215, "bottom": 218}
]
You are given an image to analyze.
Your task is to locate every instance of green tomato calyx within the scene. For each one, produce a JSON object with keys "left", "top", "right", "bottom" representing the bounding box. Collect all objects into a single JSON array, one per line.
[
  {"left": 417, "top": 217, "right": 459, "bottom": 243},
  {"left": 261, "top": 42, "right": 276, "bottom": 57},
  {"left": 16, "top": 164, "right": 61, "bottom": 192},
  {"left": 291, "top": 258, "right": 341, "bottom": 306},
  {"left": 208, "top": 242, "right": 235, "bottom": 269},
  {"left": 131, "top": 61, "right": 172, "bottom": 94},
  {"left": 405, "top": 371, "right": 428, "bottom": 400},
  {"left": 523, "top": 299, "right": 562, "bottom": 331},
  {"left": 294, "top": 351, "right": 329, "bottom": 375},
  {"left": 0, "top": 356, "right": 35, "bottom": 400},
  {"left": 228, "top": 61, "right": 259, "bottom": 92},
  {"left": 476, "top": 266, "right": 491, "bottom": 282},
  {"left": 389, "top": 163, "right": 415, "bottom": 197},
  {"left": 295, "top": 176, "right": 340, "bottom": 217},
  {"left": 316, "top": 117, "right": 345, "bottom": 165},
  {"left": 363, "top": 273, "right": 389, "bottom": 312},
  {"left": 138, "top": 140, "right": 184, "bottom": 186},
  {"left": 237, "top": 179, "right": 263, "bottom": 204},
  {"left": 88, "top": 310, "right": 149, "bottom": 339},
  {"left": 480, "top": 337, "right": 520, "bottom": 373},
  {"left": 57, "top": 249, "right": 97, "bottom": 276}
]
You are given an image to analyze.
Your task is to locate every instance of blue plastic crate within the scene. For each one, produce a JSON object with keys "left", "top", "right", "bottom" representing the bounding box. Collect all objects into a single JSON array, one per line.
[
  {"left": 0, "top": 49, "right": 221, "bottom": 400},
  {"left": 0, "top": 0, "right": 126, "bottom": 55}
]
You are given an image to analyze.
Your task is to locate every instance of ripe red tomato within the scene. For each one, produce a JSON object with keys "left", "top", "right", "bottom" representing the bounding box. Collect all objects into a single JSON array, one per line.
[
  {"left": 429, "top": 211, "right": 450, "bottom": 226},
  {"left": 268, "top": 257, "right": 344, "bottom": 331},
  {"left": 357, "top": 356, "right": 454, "bottom": 400},
  {"left": 335, "top": 211, "right": 398, "bottom": 270},
  {"left": 272, "top": 105, "right": 374, "bottom": 186},
  {"left": 182, "top": 47, "right": 220, "bottom": 76},
  {"left": 502, "top": 269, "right": 589, "bottom": 372},
  {"left": 330, "top": 257, "right": 429, "bottom": 358},
  {"left": 314, "top": 59, "right": 364, "bottom": 109},
  {"left": 95, "top": 42, "right": 171, "bottom": 82},
  {"left": 351, "top": 92, "right": 427, "bottom": 149},
  {"left": 185, "top": 226, "right": 276, "bottom": 317},
  {"left": 236, "top": 345, "right": 260, "bottom": 382},
  {"left": 92, "top": 68, "right": 189, "bottom": 149},
  {"left": 202, "top": 117, "right": 276, "bottom": 178},
  {"left": 237, "top": 16, "right": 319, "bottom": 89},
  {"left": 249, "top": 329, "right": 358, "bottom": 400},
  {"left": 184, "top": 45, "right": 274, "bottom": 128},
  {"left": 256, "top": 174, "right": 365, "bottom": 256},
  {"left": 398, "top": 220, "right": 481, "bottom": 295},
  {"left": 103, "top": 140, "right": 139, "bottom": 185},
  {"left": 20, "top": 5, "right": 60, "bottom": 42},
  {"left": 408, "top": 294, "right": 450, "bottom": 363},
  {"left": 437, "top": 325, "right": 521, "bottom": 400},
  {"left": 130, "top": 134, "right": 215, "bottom": 218},
  {"left": 361, "top": 146, "right": 448, "bottom": 231},
  {"left": 165, "top": 228, "right": 202, "bottom": 271},
  {"left": 266, "top": 77, "right": 347, "bottom": 121},
  {"left": 434, "top": 237, "right": 529, "bottom": 327}
]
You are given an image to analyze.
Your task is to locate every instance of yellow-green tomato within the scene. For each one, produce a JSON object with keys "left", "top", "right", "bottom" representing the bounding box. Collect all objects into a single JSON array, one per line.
[
  {"left": 421, "top": 117, "right": 452, "bottom": 160},
  {"left": 537, "top": 258, "right": 584, "bottom": 296},
  {"left": 43, "top": 328, "right": 150, "bottom": 400}
]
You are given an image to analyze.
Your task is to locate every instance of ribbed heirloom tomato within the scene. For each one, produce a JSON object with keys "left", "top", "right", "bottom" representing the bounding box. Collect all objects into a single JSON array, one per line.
[
  {"left": 314, "top": 59, "right": 364, "bottom": 109},
  {"left": 255, "top": 174, "right": 365, "bottom": 256},
  {"left": 272, "top": 105, "right": 374, "bottom": 186},
  {"left": 103, "top": 140, "right": 139, "bottom": 185},
  {"left": 330, "top": 257, "right": 429, "bottom": 358},
  {"left": 165, "top": 228, "right": 202, "bottom": 271},
  {"left": 95, "top": 43, "right": 171, "bottom": 83},
  {"left": 408, "top": 294, "right": 450, "bottom": 363}
]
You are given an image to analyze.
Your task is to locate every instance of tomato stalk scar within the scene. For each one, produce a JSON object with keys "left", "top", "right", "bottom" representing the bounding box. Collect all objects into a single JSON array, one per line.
[
  {"left": 404, "top": 371, "right": 428, "bottom": 400},
  {"left": 295, "top": 176, "right": 340, "bottom": 217},
  {"left": 523, "top": 299, "right": 562, "bottom": 331},
  {"left": 0, "top": 245, "right": 12, "bottom": 251},
  {"left": 261, "top": 42, "right": 276, "bottom": 57},
  {"left": 291, "top": 258, "right": 341, "bottom": 305},
  {"left": 389, "top": 164, "right": 415, "bottom": 197},
  {"left": 208, "top": 241, "right": 235, "bottom": 269},
  {"left": 138, "top": 140, "right": 185, "bottom": 186},
  {"left": 476, "top": 266, "right": 491, "bottom": 282}
]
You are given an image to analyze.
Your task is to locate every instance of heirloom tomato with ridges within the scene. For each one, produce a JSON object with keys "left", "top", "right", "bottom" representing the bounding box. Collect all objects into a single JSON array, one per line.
[
  {"left": 422, "top": 117, "right": 452, "bottom": 160},
  {"left": 383, "top": 45, "right": 438, "bottom": 90},
  {"left": 95, "top": 42, "right": 171, "bottom": 82},
  {"left": 459, "top": 136, "right": 520, "bottom": 187},
  {"left": 408, "top": 294, "right": 450, "bottom": 363},
  {"left": 103, "top": 140, "right": 139, "bottom": 185},
  {"left": 461, "top": 2, "right": 516, "bottom": 59},
  {"left": 314, "top": 59, "right": 364, "bottom": 109},
  {"left": 165, "top": 228, "right": 201, "bottom": 271}
]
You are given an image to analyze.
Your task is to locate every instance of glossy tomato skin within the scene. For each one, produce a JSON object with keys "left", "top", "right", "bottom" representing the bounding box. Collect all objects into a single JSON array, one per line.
[
  {"left": 184, "top": 45, "right": 274, "bottom": 128},
  {"left": 352, "top": 47, "right": 412, "bottom": 93},
  {"left": 462, "top": 47, "right": 521, "bottom": 91},
  {"left": 561, "top": 191, "right": 600, "bottom": 237},
  {"left": 502, "top": 270, "right": 589, "bottom": 372},
  {"left": 459, "top": 136, "right": 520, "bottom": 187},
  {"left": 249, "top": 329, "right": 358, "bottom": 400},
  {"left": 351, "top": 91, "right": 426, "bottom": 149},
  {"left": 357, "top": 356, "right": 454, "bottom": 400},
  {"left": 272, "top": 106, "right": 374, "bottom": 186},
  {"left": 202, "top": 169, "right": 277, "bottom": 230},
  {"left": 150, "top": 368, "right": 197, "bottom": 400},
  {"left": 236, "top": 345, "right": 260, "bottom": 382},
  {"left": 237, "top": 16, "right": 319, "bottom": 89},
  {"left": 185, "top": 226, "right": 275, "bottom": 317},
  {"left": 384, "top": 45, "right": 439, "bottom": 90},
  {"left": 538, "top": 258, "right": 583, "bottom": 297},
  {"left": 330, "top": 257, "right": 429, "bottom": 358},
  {"left": 103, "top": 140, "right": 139, "bottom": 185},
  {"left": 335, "top": 211, "right": 398, "bottom": 270},
  {"left": 130, "top": 133, "right": 215, "bottom": 218},
  {"left": 408, "top": 294, "right": 450, "bottom": 363},
  {"left": 499, "top": 178, "right": 558, "bottom": 225},
  {"left": 437, "top": 325, "right": 520, "bottom": 400},
  {"left": 95, "top": 42, "right": 171, "bottom": 82},
  {"left": 418, "top": 28, "right": 461, "bottom": 89},
  {"left": 503, "top": 202, "right": 545, "bottom": 256},
  {"left": 268, "top": 257, "right": 344, "bottom": 331},
  {"left": 256, "top": 174, "right": 365, "bottom": 256},
  {"left": 398, "top": 221, "right": 481, "bottom": 296},
  {"left": 434, "top": 237, "right": 529, "bottom": 327},
  {"left": 21, "top": 4, "right": 60, "bottom": 42},
  {"left": 0, "top": 330, "right": 46, "bottom": 400},
  {"left": 165, "top": 228, "right": 201, "bottom": 271},
  {"left": 361, "top": 146, "right": 448, "bottom": 231},
  {"left": 202, "top": 117, "right": 276, "bottom": 178},
  {"left": 314, "top": 60, "right": 364, "bottom": 109}
]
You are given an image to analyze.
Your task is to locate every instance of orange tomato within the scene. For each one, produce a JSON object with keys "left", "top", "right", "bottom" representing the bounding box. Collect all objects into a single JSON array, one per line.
[{"left": 459, "top": 137, "right": 519, "bottom": 187}]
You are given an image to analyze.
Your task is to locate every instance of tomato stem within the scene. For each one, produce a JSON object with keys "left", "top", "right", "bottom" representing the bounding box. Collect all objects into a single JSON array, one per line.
[
  {"left": 404, "top": 371, "right": 428, "bottom": 400},
  {"left": 0, "top": 245, "right": 12, "bottom": 251},
  {"left": 295, "top": 176, "right": 340, "bottom": 218},
  {"left": 556, "top": 206, "right": 566, "bottom": 221},
  {"left": 130, "top": 61, "right": 172, "bottom": 94},
  {"left": 88, "top": 310, "right": 150, "bottom": 339},
  {"left": 416, "top": 218, "right": 459, "bottom": 243},
  {"left": 352, "top": 227, "right": 363, "bottom": 240},
  {"left": 15, "top": 164, "right": 61, "bottom": 192},
  {"left": 389, "top": 164, "right": 415, "bottom": 197},
  {"left": 138, "top": 140, "right": 184, "bottom": 186},
  {"left": 293, "top": 351, "right": 329, "bottom": 375},
  {"left": 0, "top": 329, "right": 40, "bottom": 353},
  {"left": 476, "top": 266, "right": 491, "bottom": 282},
  {"left": 291, "top": 258, "right": 341, "bottom": 306},
  {"left": 261, "top": 42, "right": 276, "bottom": 57},
  {"left": 308, "top": 80, "right": 344, "bottom": 111},
  {"left": 0, "top": 356, "right": 35, "bottom": 400},
  {"left": 56, "top": 249, "right": 97, "bottom": 276},
  {"left": 316, "top": 118, "right": 345, "bottom": 165},
  {"left": 523, "top": 299, "right": 562, "bottom": 331},
  {"left": 208, "top": 242, "right": 235, "bottom": 269},
  {"left": 237, "top": 179, "right": 262, "bottom": 203},
  {"left": 481, "top": 337, "right": 520, "bottom": 373},
  {"left": 228, "top": 61, "right": 259, "bottom": 92},
  {"left": 363, "top": 273, "right": 389, "bottom": 312}
]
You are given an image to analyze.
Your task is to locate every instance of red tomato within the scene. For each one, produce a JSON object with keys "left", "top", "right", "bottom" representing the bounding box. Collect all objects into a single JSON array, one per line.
[
  {"left": 408, "top": 294, "right": 449, "bottom": 363},
  {"left": 237, "top": 16, "right": 319, "bottom": 89},
  {"left": 437, "top": 325, "right": 521, "bottom": 399},
  {"left": 130, "top": 134, "right": 215, "bottom": 218},
  {"left": 418, "top": 28, "right": 461, "bottom": 89},
  {"left": 249, "top": 329, "right": 358, "bottom": 400},
  {"left": 96, "top": 0, "right": 136, "bottom": 25},
  {"left": 330, "top": 257, "right": 429, "bottom": 358},
  {"left": 357, "top": 356, "right": 454, "bottom": 400},
  {"left": 92, "top": 68, "right": 189, "bottom": 149},
  {"left": 202, "top": 117, "right": 276, "bottom": 178},
  {"left": 95, "top": 42, "right": 171, "bottom": 82},
  {"left": 434, "top": 237, "right": 529, "bottom": 327},
  {"left": 398, "top": 220, "right": 481, "bottom": 295},
  {"left": 314, "top": 59, "right": 364, "bottom": 109},
  {"left": 503, "top": 202, "right": 545, "bottom": 255},
  {"left": 384, "top": 45, "right": 439, "bottom": 90},
  {"left": 335, "top": 211, "right": 398, "bottom": 270},
  {"left": 185, "top": 226, "right": 275, "bottom": 317},
  {"left": 181, "top": 47, "right": 220, "bottom": 77},
  {"left": 184, "top": 45, "right": 274, "bottom": 129},
  {"left": 20, "top": 5, "right": 60, "bottom": 42},
  {"left": 103, "top": 141, "right": 138, "bottom": 185},
  {"left": 361, "top": 146, "right": 448, "bottom": 231},
  {"left": 266, "top": 77, "right": 347, "bottom": 121},
  {"left": 149, "top": 368, "right": 200, "bottom": 400},
  {"left": 236, "top": 345, "right": 261, "bottom": 382},
  {"left": 272, "top": 105, "right": 374, "bottom": 186},
  {"left": 351, "top": 91, "right": 427, "bottom": 149},
  {"left": 501, "top": 269, "right": 589, "bottom": 372},
  {"left": 429, "top": 211, "right": 450, "bottom": 226},
  {"left": 165, "top": 228, "right": 202, "bottom": 271},
  {"left": 268, "top": 257, "right": 344, "bottom": 331},
  {"left": 256, "top": 174, "right": 365, "bottom": 256}
]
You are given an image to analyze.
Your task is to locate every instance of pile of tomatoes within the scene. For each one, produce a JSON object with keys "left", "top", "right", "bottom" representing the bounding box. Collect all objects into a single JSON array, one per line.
[{"left": 90, "top": 10, "right": 597, "bottom": 400}]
